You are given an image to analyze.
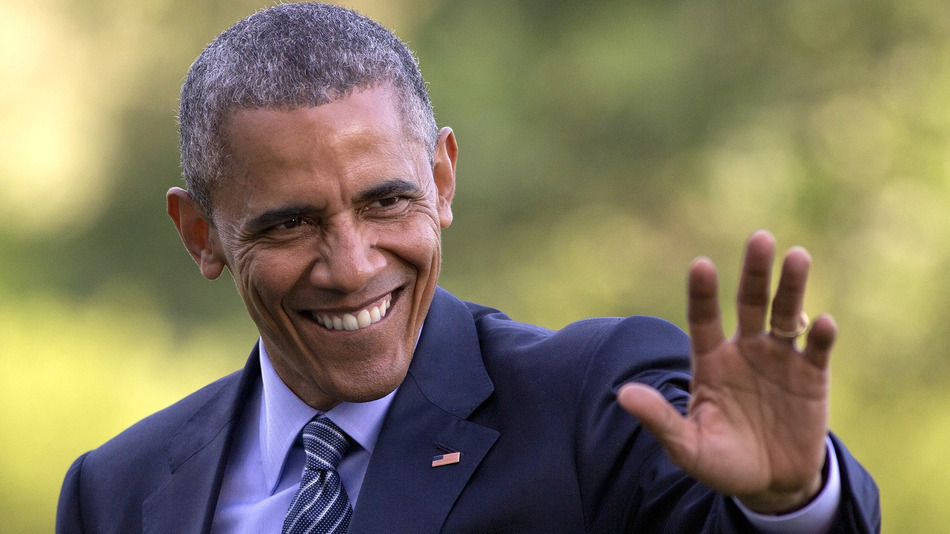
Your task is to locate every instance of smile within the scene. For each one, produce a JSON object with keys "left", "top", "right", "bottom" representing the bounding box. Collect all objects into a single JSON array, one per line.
[{"left": 310, "top": 294, "right": 392, "bottom": 331}]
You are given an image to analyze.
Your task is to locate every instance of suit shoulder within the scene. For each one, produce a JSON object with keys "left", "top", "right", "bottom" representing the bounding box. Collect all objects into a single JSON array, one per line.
[
  {"left": 467, "top": 300, "right": 688, "bottom": 365},
  {"left": 563, "top": 315, "right": 691, "bottom": 373},
  {"left": 58, "top": 368, "right": 248, "bottom": 531},
  {"left": 463, "top": 300, "right": 690, "bottom": 394},
  {"left": 85, "top": 369, "right": 244, "bottom": 463}
]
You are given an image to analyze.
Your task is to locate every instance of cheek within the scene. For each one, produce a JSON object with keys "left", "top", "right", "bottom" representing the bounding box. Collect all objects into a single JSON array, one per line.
[
  {"left": 234, "top": 248, "right": 311, "bottom": 310},
  {"left": 383, "top": 218, "right": 443, "bottom": 273}
]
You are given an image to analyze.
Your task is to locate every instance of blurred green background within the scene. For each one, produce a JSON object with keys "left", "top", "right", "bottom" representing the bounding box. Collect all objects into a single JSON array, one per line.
[{"left": 2, "top": 0, "right": 947, "bottom": 530}]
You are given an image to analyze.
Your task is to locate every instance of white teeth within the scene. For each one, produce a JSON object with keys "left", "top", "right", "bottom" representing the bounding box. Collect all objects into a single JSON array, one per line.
[
  {"left": 315, "top": 296, "right": 392, "bottom": 331},
  {"left": 357, "top": 309, "right": 372, "bottom": 328}
]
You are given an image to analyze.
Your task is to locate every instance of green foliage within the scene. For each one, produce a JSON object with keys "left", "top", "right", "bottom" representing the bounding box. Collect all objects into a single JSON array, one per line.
[
  {"left": 0, "top": 291, "right": 251, "bottom": 532},
  {"left": 2, "top": 0, "right": 948, "bottom": 530}
]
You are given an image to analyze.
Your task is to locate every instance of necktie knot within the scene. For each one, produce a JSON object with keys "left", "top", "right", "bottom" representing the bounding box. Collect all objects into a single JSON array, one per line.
[{"left": 302, "top": 417, "right": 349, "bottom": 471}]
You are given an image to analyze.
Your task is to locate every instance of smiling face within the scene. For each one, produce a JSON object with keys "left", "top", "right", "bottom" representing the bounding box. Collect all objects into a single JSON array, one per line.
[{"left": 168, "top": 86, "right": 457, "bottom": 409}]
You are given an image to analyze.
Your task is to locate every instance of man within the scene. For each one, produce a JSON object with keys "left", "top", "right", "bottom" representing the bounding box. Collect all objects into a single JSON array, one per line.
[{"left": 57, "top": 3, "right": 880, "bottom": 533}]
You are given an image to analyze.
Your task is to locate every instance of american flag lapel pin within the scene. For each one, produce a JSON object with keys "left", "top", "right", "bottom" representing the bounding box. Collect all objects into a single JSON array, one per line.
[{"left": 431, "top": 451, "right": 461, "bottom": 467}]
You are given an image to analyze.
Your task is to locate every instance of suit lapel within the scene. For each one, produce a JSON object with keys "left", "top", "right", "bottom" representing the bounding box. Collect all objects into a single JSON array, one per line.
[
  {"left": 137, "top": 290, "right": 495, "bottom": 533},
  {"left": 349, "top": 288, "right": 498, "bottom": 533},
  {"left": 142, "top": 348, "right": 260, "bottom": 534}
]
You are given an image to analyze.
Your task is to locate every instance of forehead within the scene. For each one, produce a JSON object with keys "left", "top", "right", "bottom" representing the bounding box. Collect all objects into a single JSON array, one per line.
[
  {"left": 224, "top": 87, "right": 405, "bottom": 156},
  {"left": 213, "top": 87, "right": 430, "bottom": 214}
]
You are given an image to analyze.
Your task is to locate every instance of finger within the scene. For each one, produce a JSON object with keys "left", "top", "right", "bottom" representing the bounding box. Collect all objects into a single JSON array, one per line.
[
  {"left": 617, "top": 383, "right": 695, "bottom": 465},
  {"left": 688, "top": 257, "right": 725, "bottom": 355},
  {"left": 769, "top": 246, "right": 811, "bottom": 344},
  {"left": 803, "top": 314, "right": 836, "bottom": 369},
  {"left": 736, "top": 230, "right": 776, "bottom": 337}
]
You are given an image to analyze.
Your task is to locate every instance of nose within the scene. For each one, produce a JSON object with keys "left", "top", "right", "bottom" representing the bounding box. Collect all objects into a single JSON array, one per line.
[{"left": 312, "top": 219, "right": 385, "bottom": 293}]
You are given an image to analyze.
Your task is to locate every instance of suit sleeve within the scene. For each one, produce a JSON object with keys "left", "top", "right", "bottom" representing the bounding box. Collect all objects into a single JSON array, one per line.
[
  {"left": 570, "top": 316, "right": 880, "bottom": 533},
  {"left": 56, "top": 452, "right": 89, "bottom": 534},
  {"left": 829, "top": 434, "right": 882, "bottom": 533}
]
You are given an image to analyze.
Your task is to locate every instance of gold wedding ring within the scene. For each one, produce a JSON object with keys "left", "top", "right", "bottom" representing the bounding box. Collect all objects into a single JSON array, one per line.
[{"left": 770, "top": 311, "right": 809, "bottom": 340}]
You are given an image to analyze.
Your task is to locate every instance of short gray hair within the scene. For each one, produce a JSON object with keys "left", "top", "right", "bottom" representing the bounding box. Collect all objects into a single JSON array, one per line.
[{"left": 179, "top": 2, "right": 438, "bottom": 215}]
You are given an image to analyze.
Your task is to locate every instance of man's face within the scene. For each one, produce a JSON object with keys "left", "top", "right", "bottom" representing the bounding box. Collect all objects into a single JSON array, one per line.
[{"left": 204, "top": 86, "right": 455, "bottom": 409}]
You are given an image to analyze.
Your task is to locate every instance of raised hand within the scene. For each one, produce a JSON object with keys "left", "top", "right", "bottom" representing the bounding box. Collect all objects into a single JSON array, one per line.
[{"left": 617, "top": 230, "right": 835, "bottom": 513}]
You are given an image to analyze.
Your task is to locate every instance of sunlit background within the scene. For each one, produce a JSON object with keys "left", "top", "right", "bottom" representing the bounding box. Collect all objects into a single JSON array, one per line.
[{"left": 2, "top": 0, "right": 948, "bottom": 530}]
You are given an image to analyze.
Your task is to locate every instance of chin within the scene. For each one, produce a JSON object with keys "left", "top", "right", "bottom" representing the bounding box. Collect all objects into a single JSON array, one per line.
[{"left": 327, "top": 357, "right": 411, "bottom": 403}]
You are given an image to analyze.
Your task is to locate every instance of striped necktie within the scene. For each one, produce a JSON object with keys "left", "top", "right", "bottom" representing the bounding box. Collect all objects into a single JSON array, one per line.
[{"left": 282, "top": 416, "right": 353, "bottom": 534}]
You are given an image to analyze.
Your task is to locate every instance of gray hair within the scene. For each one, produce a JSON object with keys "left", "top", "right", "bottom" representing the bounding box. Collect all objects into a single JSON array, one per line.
[{"left": 178, "top": 2, "right": 438, "bottom": 216}]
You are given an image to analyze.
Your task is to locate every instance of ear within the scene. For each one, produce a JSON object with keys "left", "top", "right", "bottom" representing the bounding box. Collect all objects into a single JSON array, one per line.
[
  {"left": 166, "top": 187, "right": 227, "bottom": 280},
  {"left": 432, "top": 127, "right": 457, "bottom": 228}
]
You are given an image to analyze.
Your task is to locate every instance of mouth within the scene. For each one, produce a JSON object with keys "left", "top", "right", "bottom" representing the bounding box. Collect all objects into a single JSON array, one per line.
[{"left": 307, "top": 293, "right": 394, "bottom": 332}]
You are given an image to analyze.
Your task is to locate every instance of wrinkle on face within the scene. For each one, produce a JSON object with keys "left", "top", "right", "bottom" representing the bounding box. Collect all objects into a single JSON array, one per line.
[{"left": 204, "top": 86, "right": 455, "bottom": 409}]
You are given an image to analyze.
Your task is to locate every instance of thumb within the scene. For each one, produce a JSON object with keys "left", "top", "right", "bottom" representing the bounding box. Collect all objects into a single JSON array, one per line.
[{"left": 617, "top": 383, "right": 695, "bottom": 465}]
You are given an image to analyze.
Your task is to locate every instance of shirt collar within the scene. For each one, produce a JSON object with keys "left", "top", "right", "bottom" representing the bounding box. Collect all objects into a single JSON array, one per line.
[{"left": 257, "top": 339, "right": 397, "bottom": 493}]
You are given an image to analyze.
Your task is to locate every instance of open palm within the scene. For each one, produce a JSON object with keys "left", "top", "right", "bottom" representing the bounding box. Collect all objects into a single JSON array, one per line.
[{"left": 618, "top": 230, "right": 833, "bottom": 513}]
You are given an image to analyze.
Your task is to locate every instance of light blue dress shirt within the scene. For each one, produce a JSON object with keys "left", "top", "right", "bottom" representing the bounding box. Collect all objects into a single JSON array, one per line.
[
  {"left": 211, "top": 338, "right": 840, "bottom": 533},
  {"left": 211, "top": 340, "right": 395, "bottom": 533}
]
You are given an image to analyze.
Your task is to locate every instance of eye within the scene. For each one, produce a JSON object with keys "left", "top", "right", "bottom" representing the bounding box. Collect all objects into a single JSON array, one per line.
[
  {"left": 367, "top": 196, "right": 404, "bottom": 209},
  {"left": 273, "top": 217, "right": 305, "bottom": 230}
]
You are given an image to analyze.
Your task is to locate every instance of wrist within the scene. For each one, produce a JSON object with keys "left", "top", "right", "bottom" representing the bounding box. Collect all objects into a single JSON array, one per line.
[
  {"left": 738, "top": 451, "right": 828, "bottom": 514},
  {"left": 734, "top": 438, "right": 842, "bottom": 534}
]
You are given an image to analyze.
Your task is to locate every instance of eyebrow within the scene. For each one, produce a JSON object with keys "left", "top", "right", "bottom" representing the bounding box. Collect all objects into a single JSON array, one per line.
[{"left": 355, "top": 179, "right": 420, "bottom": 204}]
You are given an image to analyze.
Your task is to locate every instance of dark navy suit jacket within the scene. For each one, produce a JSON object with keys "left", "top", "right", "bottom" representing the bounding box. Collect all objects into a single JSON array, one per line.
[{"left": 57, "top": 288, "right": 881, "bottom": 533}]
